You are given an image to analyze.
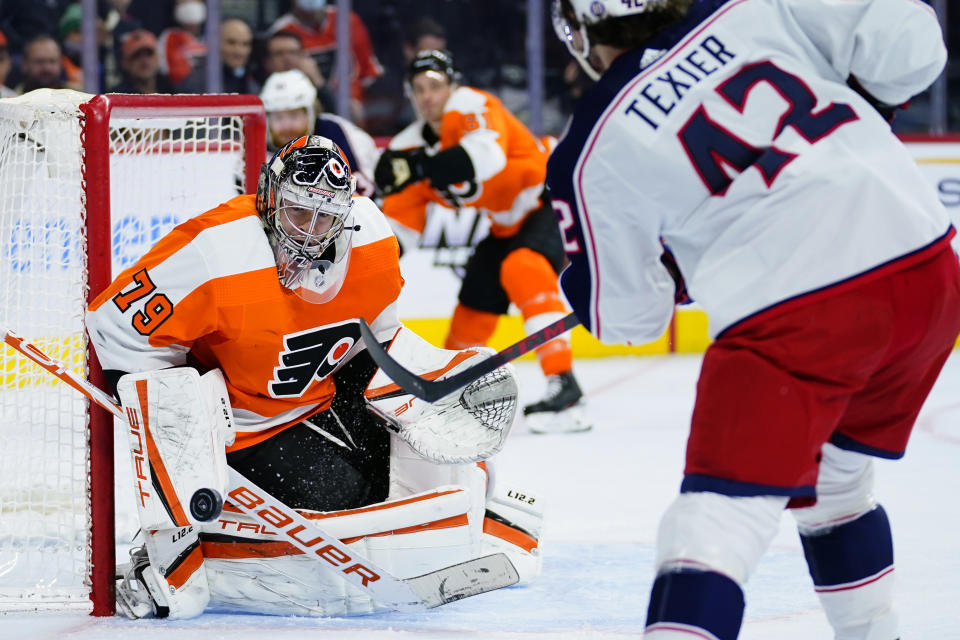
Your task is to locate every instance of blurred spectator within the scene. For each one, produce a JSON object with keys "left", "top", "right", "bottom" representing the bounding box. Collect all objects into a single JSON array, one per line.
[
  {"left": 101, "top": 0, "right": 143, "bottom": 90},
  {"left": 0, "top": 31, "right": 15, "bottom": 97},
  {"left": 402, "top": 17, "right": 446, "bottom": 63},
  {"left": 373, "top": 17, "right": 450, "bottom": 132},
  {"left": 109, "top": 28, "right": 174, "bottom": 94},
  {"left": 269, "top": 0, "right": 383, "bottom": 122},
  {"left": 127, "top": 0, "right": 175, "bottom": 36},
  {"left": 16, "top": 35, "right": 65, "bottom": 93},
  {"left": 263, "top": 31, "right": 325, "bottom": 90},
  {"left": 220, "top": 18, "right": 258, "bottom": 94},
  {"left": 0, "top": 0, "right": 72, "bottom": 54},
  {"left": 58, "top": 3, "right": 87, "bottom": 90},
  {"left": 158, "top": 0, "right": 207, "bottom": 91}
]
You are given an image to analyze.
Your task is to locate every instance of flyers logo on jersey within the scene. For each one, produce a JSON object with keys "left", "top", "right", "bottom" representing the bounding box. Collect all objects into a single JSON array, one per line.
[
  {"left": 269, "top": 320, "right": 362, "bottom": 398},
  {"left": 445, "top": 179, "right": 481, "bottom": 205}
]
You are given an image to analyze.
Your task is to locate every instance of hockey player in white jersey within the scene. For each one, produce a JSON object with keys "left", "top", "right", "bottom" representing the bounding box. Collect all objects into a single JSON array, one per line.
[
  {"left": 550, "top": 0, "right": 959, "bottom": 638},
  {"left": 261, "top": 68, "right": 381, "bottom": 197}
]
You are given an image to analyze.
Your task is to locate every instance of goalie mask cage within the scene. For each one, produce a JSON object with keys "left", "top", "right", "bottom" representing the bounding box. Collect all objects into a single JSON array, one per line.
[{"left": 0, "top": 90, "right": 265, "bottom": 615}]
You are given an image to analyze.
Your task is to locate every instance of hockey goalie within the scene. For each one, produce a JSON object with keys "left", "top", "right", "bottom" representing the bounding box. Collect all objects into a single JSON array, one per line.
[{"left": 86, "top": 135, "right": 543, "bottom": 618}]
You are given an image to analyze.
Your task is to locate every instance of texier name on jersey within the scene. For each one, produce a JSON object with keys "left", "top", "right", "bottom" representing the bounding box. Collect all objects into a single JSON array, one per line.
[{"left": 624, "top": 35, "right": 737, "bottom": 131}]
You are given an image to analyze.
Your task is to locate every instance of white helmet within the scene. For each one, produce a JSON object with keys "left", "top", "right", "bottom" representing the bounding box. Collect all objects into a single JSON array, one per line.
[
  {"left": 256, "top": 135, "right": 358, "bottom": 304},
  {"left": 551, "top": 0, "right": 665, "bottom": 80},
  {"left": 260, "top": 69, "right": 318, "bottom": 124}
]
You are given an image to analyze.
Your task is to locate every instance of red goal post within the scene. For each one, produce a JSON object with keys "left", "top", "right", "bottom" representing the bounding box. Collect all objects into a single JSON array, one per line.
[{"left": 0, "top": 91, "right": 265, "bottom": 615}]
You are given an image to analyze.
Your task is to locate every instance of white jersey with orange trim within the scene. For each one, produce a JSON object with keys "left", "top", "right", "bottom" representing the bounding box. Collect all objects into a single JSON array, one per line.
[
  {"left": 87, "top": 194, "right": 403, "bottom": 452},
  {"left": 382, "top": 86, "right": 549, "bottom": 239}
]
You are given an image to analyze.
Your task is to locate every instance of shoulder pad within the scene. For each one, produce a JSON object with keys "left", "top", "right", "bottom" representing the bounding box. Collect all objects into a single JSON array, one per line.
[
  {"left": 444, "top": 86, "right": 491, "bottom": 116},
  {"left": 388, "top": 121, "right": 429, "bottom": 150},
  {"left": 351, "top": 196, "right": 397, "bottom": 247}
]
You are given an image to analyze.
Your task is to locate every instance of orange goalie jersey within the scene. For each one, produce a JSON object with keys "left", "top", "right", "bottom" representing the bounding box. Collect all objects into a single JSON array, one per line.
[
  {"left": 87, "top": 194, "right": 403, "bottom": 452},
  {"left": 382, "top": 86, "right": 550, "bottom": 238}
]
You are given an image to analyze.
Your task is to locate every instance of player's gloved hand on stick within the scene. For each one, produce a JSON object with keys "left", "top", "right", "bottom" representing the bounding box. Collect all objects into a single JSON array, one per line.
[
  {"left": 660, "top": 247, "right": 692, "bottom": 305},
  {"left": 847, "top": 75, "right": 906, "bottom": 124},
  {"left": 375, "top": 147, "right": 429, "bottom": 195}
]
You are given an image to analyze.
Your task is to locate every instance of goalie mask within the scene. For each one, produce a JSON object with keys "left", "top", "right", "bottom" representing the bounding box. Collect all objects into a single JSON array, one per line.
[
  {"left": 551, "top": 0, "right": 665, "bottom": 80},
  {"left": 256, "top": 135, "right": 358, "bottom": 304}
]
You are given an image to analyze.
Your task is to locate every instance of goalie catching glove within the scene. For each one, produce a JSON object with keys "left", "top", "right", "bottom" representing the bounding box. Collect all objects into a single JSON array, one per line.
[{"left": 365, "top": 326, "right": 519, "bottom": 463}]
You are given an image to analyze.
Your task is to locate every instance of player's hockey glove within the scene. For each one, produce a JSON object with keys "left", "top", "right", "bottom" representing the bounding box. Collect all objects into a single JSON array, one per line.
[
  {"left": 847, "top": 76, "right": 907, "bottom": 124},
  {"left": 375, "top": 147, "right": 429, "bottom": 195},
  {"left": 660, "top": 246, "right": 691, "bottom": 305}
]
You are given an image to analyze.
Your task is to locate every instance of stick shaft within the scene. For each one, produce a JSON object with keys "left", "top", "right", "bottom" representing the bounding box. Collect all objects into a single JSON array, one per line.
[
  {"left": 2, "top": 329, "right": 123, "bottom": 417},
  {"left": 359, "top": 312, "right": 581, "bottom": 402}
]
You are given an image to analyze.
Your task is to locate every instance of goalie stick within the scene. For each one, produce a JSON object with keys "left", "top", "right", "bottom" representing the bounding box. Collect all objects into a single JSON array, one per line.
[
  {"left": 1, "top": 327, "right": 520, "bottom": 612},
  {"left": 358, "top": 312, "right": 581, "bottom": 402}
]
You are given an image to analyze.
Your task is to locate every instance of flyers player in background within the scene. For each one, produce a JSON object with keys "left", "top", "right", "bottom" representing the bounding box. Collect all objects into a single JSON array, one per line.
[
  {"left": 549, "top": 0, "right": 958, "bottom": 638},
  {"left": 86, "top": 136, "right": 541, "bottom": 619},
  {"left": 375, "top": 49, "right": 591, "bottom": 435}
]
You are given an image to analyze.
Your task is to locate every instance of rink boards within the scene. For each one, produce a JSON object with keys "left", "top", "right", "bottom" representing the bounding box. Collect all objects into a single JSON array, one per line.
[{"left": 1, "top": 139, "right": 958, "bottom": 378}]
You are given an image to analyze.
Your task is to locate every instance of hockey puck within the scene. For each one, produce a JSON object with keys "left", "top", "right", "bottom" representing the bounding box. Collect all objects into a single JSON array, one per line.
[{"left": 189, "top": 488, "right": 223, "bottom": 522}]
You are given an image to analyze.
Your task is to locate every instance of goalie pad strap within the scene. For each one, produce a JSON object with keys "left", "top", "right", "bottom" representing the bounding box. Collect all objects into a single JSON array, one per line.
[
  {"left": 141, "top": 526, "right": 211, "bottom": 618},
  {"left": 483, "top": 511, "right": 537, "bottom": 553},
  {"left": 164, "top": 540, "right": 204, "bottom": 589}
]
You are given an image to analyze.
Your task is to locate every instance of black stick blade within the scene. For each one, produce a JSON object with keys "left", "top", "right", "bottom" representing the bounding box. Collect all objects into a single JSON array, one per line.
[{"left": 358, "top": 313, "right": 581, "bottom": 402}]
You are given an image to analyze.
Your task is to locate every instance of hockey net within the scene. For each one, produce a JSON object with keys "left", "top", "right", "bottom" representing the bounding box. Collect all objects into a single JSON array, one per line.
[{"left": 0, "top": 90, "right": 265, "bottom": 614}]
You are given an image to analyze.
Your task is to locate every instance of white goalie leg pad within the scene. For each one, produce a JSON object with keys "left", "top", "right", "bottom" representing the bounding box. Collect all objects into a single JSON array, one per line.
[
  {"left": 388, "top": 434, "right": 543, "bottom": 583},
  {"left": 365, "top": 325, "right": 518, "bottom": 463},
  {"left": 117, "top": 526, "right": 210, "bottom": 619},
  {"left": 388, "top": 434, "right": 488, "bottom": 551},
  {"left": 482, "top": 478, "right": 545, "bottom": 584},
  {"left": 655, "top": 492, "right": 787, "bottom": 585},
  {"left": 118, "top": 367, "right": 233, "bottom": 530},
  {"left": 203, "top": 484, "right": 477, "bottom": 616}
]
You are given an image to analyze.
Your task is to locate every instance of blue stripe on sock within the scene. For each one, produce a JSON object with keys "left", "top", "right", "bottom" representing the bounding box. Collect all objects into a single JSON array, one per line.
[
  {"left": 646, "top": 568, "right": 744, "bottom": 640},
  {"left": 800, "top": 505, "right": 894, "bottom": 587}
]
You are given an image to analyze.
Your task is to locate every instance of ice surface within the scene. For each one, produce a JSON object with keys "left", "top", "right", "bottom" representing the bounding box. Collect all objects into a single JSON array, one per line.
[{"left": 2, "top": 352, "right": 958, "bottom": 639}]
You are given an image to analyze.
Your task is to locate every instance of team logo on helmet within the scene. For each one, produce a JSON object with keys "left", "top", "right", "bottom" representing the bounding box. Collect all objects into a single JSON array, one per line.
[
  {"left": 590, "top": 1, "right": 606, "bottom": 17},
  {"left": 321, "top": 157, "right": 349, "bottom": 188}
]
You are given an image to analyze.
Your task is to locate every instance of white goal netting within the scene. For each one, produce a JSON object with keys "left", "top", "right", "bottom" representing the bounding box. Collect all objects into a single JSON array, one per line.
[{"left": 0, "top": 90, "right": 257, "bottom": 611}]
